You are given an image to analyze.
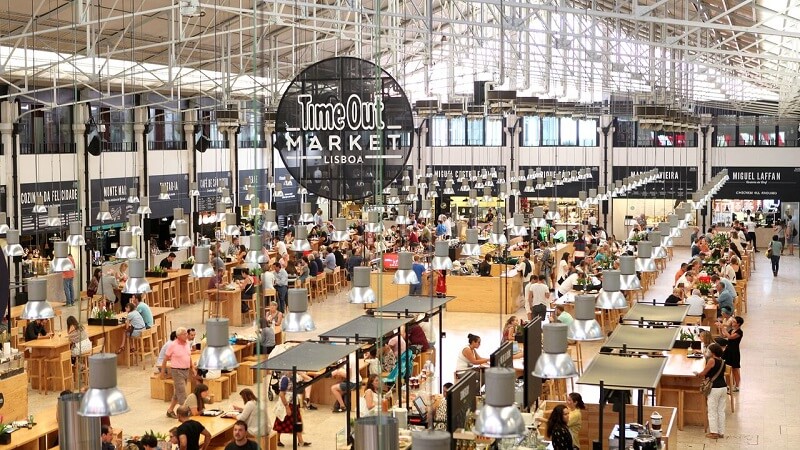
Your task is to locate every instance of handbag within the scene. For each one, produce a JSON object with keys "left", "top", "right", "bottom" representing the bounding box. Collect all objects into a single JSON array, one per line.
[
  {"left": 272, "top": 400, "right": 287, "bottom": 422},
  {"left": 765, "top": 247, "right": 773, "bottom": 258},
  {"left": 700, "top": 358, "right": 725, "bottom": 396}
]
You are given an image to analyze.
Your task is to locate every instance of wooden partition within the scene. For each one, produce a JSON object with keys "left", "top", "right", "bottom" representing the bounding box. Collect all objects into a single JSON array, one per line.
[{"left": 0, "top": 371, "right": 28, "bottom": 422}]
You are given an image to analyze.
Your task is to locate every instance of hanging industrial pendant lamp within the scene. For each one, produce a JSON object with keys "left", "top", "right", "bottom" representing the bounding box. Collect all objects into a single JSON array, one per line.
[
  {"left": 459, "top": 179, "right": 470, "bottom": 192},
  {"left": 462, "top": 228, "right": 481, "bottom": 256},
  {"left": 127, "top": 188, "right": 140, "bottom": 204},
  {"left": 157, "top": 184, "right": 171, "bottom": 200},
  {"left": 618, "top": 255, "right": 641, "bottom": 290},
  {"left": 220, "top": 188, "right": 233, "bottom": 205},
  {"left": 635, "top": 240, "right": 658, "bottom": 273},
  {"left": 481, "top": 186, "right": 492, "bottom": 202},
  {"left": 137, "top": 197, "right": 152, "bottom": 215},
  {"left": 395, "top": 204, "right": 409, "bottom": 225},
  {"left": 50, "top": 242, "right": 74, "bottom": 272},
  {"left": 32, "top": 195, "right": 47, "bottom": 214},
  {"left": 114, "top": 231, "right": 137, "bottom": 259},
  {"left": 291, "top": 226, "right": 312, "bottom": 251},
  {"left": 473, "top": 368, "right": 526, "bottom": 438},
  {"left": 545, "top": 200, "right": 560, "bottom": 221},
  {"left": 263, "top": 209, "right": 279, "bottom": 231},
  {"left": 191, "top": 246, "right": 215, "bottom": 278},
  {"left": 427, "top": 182, "right": 438, "bottom": 199},
  {"left": 365, "top": 210, "right": 383, "bottom": 233},
  {"left": 667, "top": 214, "right": 682, "bottom": 238},
  {"left": 412, "top": 430, "right": 451, "bottom": 450},
  {"left": 45, "top": 205, "right": 62, "bottom": 227},
  {"left": 96, "top": 201, "right": 112, "bottom": 221},
  {"left": 78, "top": 353, "right": 129, "bottom": 417},
  {"left": 443, "top": 179, "right": 455, "bottom": 195},
  {"left": 299, "top": 203, "right": 315, "bottom": 223},
  {"left": 497, "top": 183, "right": 507, "bottom": 201},
  {"left": 568, "top": 295, "right": 604, "bottom": 341},
  {"left": 532, "top": 323, "right": 578, "bottom": 379},
  {"left": 595, "top": 270, "right": 628, "bottom": 310},
  {"left": 489, "top": 217, "right": 507, "bottom": 246},
  {"left": 170, "top": 208, "right": 187, "bottom": 231},
  {"left": 331, "top": 218, "right": 350, "bottom": 242},
  {"left": 418, "top": 200, "right": 432, "bottom": 219},
  {"left": 128, "top": 213, "right": 143, "bottom": 237},
  {"left": 0, "top": 212, "right": 8, "bottom": 234},
  {"left": 66, "top": 221, "right": 86, "bottom": 246},
  {"left": 245, "top": 235, "right": 268, "bottom": 268},
  {"left": 508, "top": 213, "right": 528, "bottom": 237},
  {"left": 20, "top": 278, "right": 55, "bottom": 320},
  {"left": 223, "top": 213, "right": 240, "bottom": 237},
  {"left": 283, "top": 289, "right": 316, "bottom": 332},
  {"left": 348, "top": 266, "right": 376, "bottom": 304},
  {"left": 393, "top": 252, "right": 419, "bottom": 285},
  {"left": 3, "top": 229, "right": 24, "bottom": 256},
  {"left": 197, "top": 318, "right": 239, "bottom": 370},
  {"left": 172, "top": 222, "right": 193, "bottom": 249},
  {"left": 273, "top": 182, "right": 284, "bottom": 199},
  {"left": 431, "top": 241, "right": 453, "bottom": 270},
  {"left": 214, "top": 202, "right": 227, "bottom": 223},
  {"left": 468, "top": 189, "right": 478, "bottom": 207},
  {"left": 123, "top": 259, "right": 152, "bottom": 294},
  {"left": 386, "top": 188, "right": 401, "bottom": 205},
  {"left": 188, "top": 182, "right": 200, "bottom": 197}
]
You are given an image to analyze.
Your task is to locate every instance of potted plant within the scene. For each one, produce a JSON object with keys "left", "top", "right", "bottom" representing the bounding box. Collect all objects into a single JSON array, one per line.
[
  {"left": 674, "top": 329, "right": 695, "bottom": 349},
  {"left": 88, "top": 308, "right": 118, "bottom": 326},
  {"left": 180, "top": 256, "right": 195, "bottom": 270},
  {"left": 143, "top": 430, "right": 170, "bottom": 450},
  {"left": 145, "top": 266, "right": 168, "bottom": 278},
  {"left": 695, "top": 281, "right": 713, "bottom": 296},
  {"left": 0, "top": 424, "right": 12, "bottom": 445}
]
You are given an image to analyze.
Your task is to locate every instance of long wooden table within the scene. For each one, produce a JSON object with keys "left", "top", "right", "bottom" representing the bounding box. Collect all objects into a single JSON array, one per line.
[
  {"left": 206, "top": 287, "right": 245, "bottom": 327},
  {"left": 0, "top": 407, "right": 58, "bottom": 450},
  {"left": 656, "top": 349, "right": 707, "bottom": 430}
]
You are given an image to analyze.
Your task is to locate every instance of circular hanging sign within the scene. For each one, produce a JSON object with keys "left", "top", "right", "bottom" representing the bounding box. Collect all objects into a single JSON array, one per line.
[{"left": 274, "top": 57, "right": 414, "bottom": 201}]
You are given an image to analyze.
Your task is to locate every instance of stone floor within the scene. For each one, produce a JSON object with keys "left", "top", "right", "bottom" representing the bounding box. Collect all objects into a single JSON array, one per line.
[{"left": 28, "top": 247, "right": 800, "bottom": 448}]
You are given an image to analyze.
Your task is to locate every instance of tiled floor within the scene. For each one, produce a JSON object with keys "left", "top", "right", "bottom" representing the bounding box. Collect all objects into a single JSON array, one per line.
[{"left": 28, "top": 247, "right": 799, "bottom": 448}]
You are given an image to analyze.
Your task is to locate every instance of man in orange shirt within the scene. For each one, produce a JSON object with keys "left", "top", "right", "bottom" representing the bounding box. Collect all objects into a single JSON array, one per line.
[
  {"left": 63, "top": 254, "right": 76, "bottom": 306},
  {"left": 162, "top": 327, "right": 197, "bottom": 419}
]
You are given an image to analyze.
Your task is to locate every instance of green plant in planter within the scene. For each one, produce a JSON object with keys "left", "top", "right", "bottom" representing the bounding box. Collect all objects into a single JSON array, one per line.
[
  {"left": 695, "top": 281, "right": 713, "bottom": 296},
  {"left": 150, "top": 266, "right": 165, "bottom": 274},
  {"left": 93, "top": 308, "right": 116, "bottom": 320},
  {"left": 143, "top": 430, "right": 169, "bottom": 441},
  {"left": 711, "top": 233, "right": 730, "bottom": 250},
  {"left": 679, "top": 329, "right": 695, "bottom": 341},
  {"left": 0, "top": 424, "right": 11, "bottom": 444}
]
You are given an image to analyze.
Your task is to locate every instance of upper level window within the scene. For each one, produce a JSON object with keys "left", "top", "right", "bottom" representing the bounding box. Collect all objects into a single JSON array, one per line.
[
  {"left": 430, "top": 116, "right": 447, "bottom": 146},
  {"left": 467, "top": 118, "right": 484, "bottom": 146},
  {"left": 522, "top": 116, "right": 540, "bottom": 146},
  {"left": 542, "top": 117, "right": 559, "bottom": 145},
  {"left": 449, "top": 117, "right": 466, "bottom": 146},
  {"left": 578, "top": 119, "right": 597, "bottom": 146},
  {"left": 485, "top": 117, "right": 503, "bottom": 146}
]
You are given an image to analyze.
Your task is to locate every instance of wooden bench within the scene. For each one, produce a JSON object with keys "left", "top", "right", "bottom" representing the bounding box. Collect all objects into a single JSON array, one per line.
[
  {"left": 237, "top": 361, "right": 259, "bottom": 386},
  {"left": 150, "top": 375, "right": 174, "bottom": 402},
  {"left": 207, "top": 374, "right": 233, "bottom": 400}
]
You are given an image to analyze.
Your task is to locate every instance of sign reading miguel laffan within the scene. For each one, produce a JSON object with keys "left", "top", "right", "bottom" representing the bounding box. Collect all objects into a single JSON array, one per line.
[
  {"left": 712, "top": 167, "right": 800, "bottom": 201},
  {"left": 611, "top": 166, "right": 698, "bottom": 199},
  {"left": 19, "top": 181, "right": 80, "bottom": 233},
  {"left": 274, "top": 57, "right": 414, "bottom": 201}
]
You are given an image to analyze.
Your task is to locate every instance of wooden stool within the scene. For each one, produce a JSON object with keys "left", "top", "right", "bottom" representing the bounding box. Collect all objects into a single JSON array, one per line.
[
  {"left": 28, "top": 357, "right": 45, "bottom": 394},
  {"left": 242, "top": 298, "right": 257, "bottom": 324},
  {"left": 326, "top": 267, "right": 342, "bottom": 293},
  {"left": 131, "top": 328, "right": 158, "bottom": 369},
  {"left": 237, "top": 361, "right": 259, "bottom": 385},
  {"left": 148, "top": 284, "right": 163, "bottom": 308},
  {"left": 567, "top": 341, "right": 583, "bottom": 375},
  {"left": 151, "top": 375, "right": 175, "bottom": 401},
  {"left": 657, "top": 387, "right": 686, "bottom": 430},
  {"left": 203, "top": 290, "right": 224, "bottom": 323},
  {"left": 206, "top": 375, "right": 231, "bottom": 400},
  {"left": 45, "top": 350, "right": 74, "bottom": 394}
]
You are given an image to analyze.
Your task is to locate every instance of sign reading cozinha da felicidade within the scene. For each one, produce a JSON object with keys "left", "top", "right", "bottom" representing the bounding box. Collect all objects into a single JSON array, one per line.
[{"left": 275, "top": 57, "right": 414, "bottom": 201}]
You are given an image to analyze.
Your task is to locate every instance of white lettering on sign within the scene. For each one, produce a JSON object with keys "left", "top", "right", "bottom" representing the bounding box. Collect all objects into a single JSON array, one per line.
[
  {"left": 298, "top": 94, "right": 387, "bottom": 131},
  {"left": 160, "top": 181, "right": 178, "bottom": 191},
  {"left": 731, "top": 171, "right": 781, "bottom": 181}
]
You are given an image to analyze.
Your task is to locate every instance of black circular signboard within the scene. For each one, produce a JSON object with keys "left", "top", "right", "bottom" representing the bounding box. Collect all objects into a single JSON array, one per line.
[{"left": 274, "top": 57, "right": 414, "bottom": 201}]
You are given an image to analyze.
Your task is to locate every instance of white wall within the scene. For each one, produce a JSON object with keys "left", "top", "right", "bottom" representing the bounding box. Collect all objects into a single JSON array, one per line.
[
  {"left": 17, "top": 153, "right": 79, "bottom": 183},
  {"left": 148, "top": 149, "right": 190, "bottom": 176}
]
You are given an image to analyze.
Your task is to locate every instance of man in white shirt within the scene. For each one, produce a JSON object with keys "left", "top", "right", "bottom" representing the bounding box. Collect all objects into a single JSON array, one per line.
[
  {"left": 514, "top": 252, "right": 533, "bottom": 296},
  {"left": 272, "top": 236, "right": 288, "bottom": 258},
  {"left": 685, "top": 289, "right": 705, "bottom": 317},
  {"left": 557, "top": 271, "right": 580, "bottom": 297},
  {"left": 444, "top": 216, "right": 453, "bottom": 239},
  {"left": 744, "top": 216, "right": 757, "bottom": 251},
  {"left": 261, "top": 264, "right": 275, "bottom": 290},
  {"left": 675, "top": 271, "right": 694, "bottom": 290},
  {"left": 526, "top": 275, "right": 551, "bottom": 321}
]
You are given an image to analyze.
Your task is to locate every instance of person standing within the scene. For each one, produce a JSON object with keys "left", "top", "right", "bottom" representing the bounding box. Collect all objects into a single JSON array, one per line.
[
  {"left": 769, "top": 234, "right": 783, "bottom": 276},
  {"left": 719, "top": 316, "right": 744, "bottom": 392},
  {"left": 273, "top": 262, "right": 289, "bottom": 313},
  {"left": 744, "top": 216, "right": 757, "bottom": 251},
  {"left": 696, "top": 343, "right": 727, "bottom": 440},
  {"left": 775, "top": 220, "right": 787, "bottom": 255},
  {"left": 175, "top": 406, "right": 211, "bottom": 450},
  {"left": 224, "top": 420, "right": 259, "bottom": 450},
  {"left": 409, "top": 255, "right": 426, "bottom": 296},
  {"left": 526, "top": 275, "right": 550, "bottom": 322},
  {"left": 273, "top": 372, "right": 311, "bottom": 446},
  {"left": 538, "top": 242, "right": 554, "bottom": 289},
  {"left": 162, "top": 327, "right": 197, "bottom": 419},
  {"left": 565, "top": 393, "right": 586, "bottom": 449},
  {"left": 786, "top": 215, "right": 796, "bottom": 256},
  {"left": 545, "top": 404, "right": 574, "bottom": 450},
  {"left": 63, "top": 254, "right": 76, "bottom": 306},
  {"left": 100, "top": 425, "right": 115, "bottom": 450}
]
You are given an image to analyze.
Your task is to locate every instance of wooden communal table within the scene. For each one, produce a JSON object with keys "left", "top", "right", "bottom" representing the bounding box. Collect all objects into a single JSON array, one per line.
[
  {"left": 0, "top": 407, "right": 58, "bottom": 450},
  {"left": 206, "top": 287, "right": 244, "bottom": 327},
  {"left": 656, "top": 349, "right": 707, "bottom": 430},
  {"left": 10, "top": 305, "right": 63, "bottom": 333},
  {"left": 115, "top": 306, "right": 174, "bottom": 364}
]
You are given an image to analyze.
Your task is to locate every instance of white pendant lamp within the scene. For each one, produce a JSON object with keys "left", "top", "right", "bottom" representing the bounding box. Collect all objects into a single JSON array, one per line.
[
  {"left": 188, "top": 182, "right": 200, "bottom": 197},
  {"left": 652, "top": 226, "right": 669, "bottom": 258},
  {"left": 531, "top": 206, "right": 547, "bottom": 228},
  {"left": 667, "top": 214, "right": 682, "bottom": 238},
  {"left": 158, "top": 184, "right": 171, "bottom": 200},
  {"left": 214, "top": 202, "right": 227, "bottom": 223},
  {"left": 462, "top": 228, "right": 481, "bottom": 257},
  {"left": 481, "top": 187, "right": 492, "bottom": 202},
  {"left": 128, "top": 213, "right": 143, "bottom": 236},
  {"left": 427, "top": 182, "right": 438, "bottom": 198},
  {"left": 412, "top": 430, "right": 451, "bottom": 450},
  {"left": 595, "top": 270, "right": 628, "bottom": 310},
  {"left": 220, "top": 187, "right": 233, "bottom": 205},
  {"left": 365, "top": 210, "right": 383, "bottom": 233},
  {"left": 497, "top": 183, "right": 507, "bottom": 201},
  {"left": 523, "top": 179, "right": 535, "bottom": 193},
  {"left": 123, "top": 258, "right": 152, "bottom": 294},
  {"left": 127, "top": 188, "right": 140, "bottom": 204},
  {"left": 3, "top": 229, "right": 24, "bottom": 256},
  {"left": 172, "top": 222, "right": 193, "bottom": 249},
  {"left": 459, "top": 179, "right": 470, "bottom": 192},
  {"left": 386, "top": 188, "right": 401, "bottom": 205},
  {"left": 0, "top": 212, "right": 8, "bottom": 234},
  {"left": 393, "top": 252, "right": 419, "bottom": 285},
  {"left": 443, "top": 180, "right": 455, "bottom": 195},
  {"left": 532, "top": 323, "right": 578, "bottom": 378},
  {"left": 431, "top": 241, "right": 453, "bottom": 270},
  {"left": 50, "top": 242, "right": 74, "bottom": 272},
  {"left": 348, "top": 266, "right": 376, "bottom": 304},
  {"left": 273, "top": 182, "right": 284, "bottom": 198},
  {"left": 45, "top": 205, "right": 62, "bottom": 227},
  {"left": 32, "top": 195, "right": 47, "bottom": 214},
  {"left": 568, "top": 295, "right": 604, "bottom": 341},
  {"left": 115, "top": 231, "right": 137, "bottom": 259},
  {"left": 405, "top": 185, "right": 418, "bottom": 202},
  {"left": 137, "top": 197, "right": 152, "bottom": 215},
  {"left": 197, "top": 318, "right": 239, "bottom": 370},
  {"left": 489, "top": 217, "right": 507, "bottom": 246},
  {"left": 395, "top": 205, "right": 409, "bottom": 226},
  {"left": 245, "top": 235, "right": 268, "bottom": 268},
  {"left": 223, "top": 213, "right": 240, "bottom": 237},
  {"left": 331, "top": 218, "right": 350, "bottom": 242},
  {"left": 618, "top": 255, "right": 641, "bottom": 290},
  {"left": 191, "top": 246, "right": 215, "bottom": 278},
  {"left": 291, "top": 226, "right": 312, "bottom": 251},
  {"left": 283, "top": 289, "right": 316, "bottom": 332},
  {"left": 508, "top": 213, "right": 528, "bottom": 237},
  {"left": 419, "top": 200, "right": 432, "bottom": 219},
  {"left": 20, "top": 278, "right": 55, "bottom": 320},
  {"left": 635, "top": 240, "right": 658, "bottom": 273},
  {"left": 96, "top": 201, "right": 112, "bottom": 221},
  {"left": 299, "top": 203, "right": 315, "bottom": 223},
  {"left": 67, "top": 221, "right": 86, "bottom": 246},
  {"left": 545, "top": 200, "right": 560, "bottom": 221},
  {"left": 468, "top": 189, "right": 478, "bottom": 207},
  {"left": 473, "top": 368, "right": 526, "bottom": 438},
  {"left": 263, "top": 209, "right": 279, "bottom": 231},
  {"left": 78, "top": 353, "right": 129, "bottom": 416},
  {"left": 170, "top": 208, "right": 187, "bottom": 230}
]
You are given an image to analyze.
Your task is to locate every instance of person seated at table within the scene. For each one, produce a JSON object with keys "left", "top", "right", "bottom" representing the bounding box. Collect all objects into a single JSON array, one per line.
[
  {"left": 256, "top": 318, "right": 276, "bottom": 355},
  {"left": 139, "top": 434, "right": 159, "bottom": 450},
  {"left": 224, "top": 420, "right": 259, "bottom": 450},
  {"left": 155, "top": 331, "right": 178, "bottom": 374},
  {"left": 455, "top": 334, "right": 489, "bottom": 374},
  {"left": 131, "top": 294, "right": 154, "bottom": 329},
  {"left": 557, "top": 269, "right": 581, "bottom": 297},
  {"left": 24, "top": 318, "right": 50, "bottom": 341},
  {"left": 685, "top": 289, "right": 705, "bottom": 318},
  {"left": 477, "top": 254, "right": 493, "bottom": 277},
  {"left": 66, "top": 315, "right": 91, "bottom": 358},
  {"left": 712, "top": 277, "right": 735, "bottom": 316},
  {"left": 235, "top": 245, "right": 248, "bottom": 265},
  {"left": 208, "top": 267, "right": 225, "bottom": 290},
  {"left": 331, "top": 353, "right": 359, "bottom": 413},
  {"left": 88, "top": 268, "right": 102, "bottom": 298},
  {"left": 674, "top": 263, "right": 689, "bottom": 285},
  {"left": 406, "top": 322, "right": 431, "bottom": 352},
  {"left": 99, "top": 270, "right": 120, "bottom": 310},
  {"left": 117, "top": 303, "right": 146, "bottom": 354},
  {"left": 160, "top": 252, "right": 177, "bottom": 271},
  {"left": 266, "top": 301, "right": 284, "bottom": 327},
  {"left": 296, "top": 257, "right": 310, "bottom": 284},
  {"left": 552, "top": 305, "right": 574, "bottom": 325},
  {"left": 546, "top": 404, "right": 574, "bottom": 450},
  {"left": 501, "top": 316, "right": 524, "bottom": 358},
  {"left": 345, "top": 250, "right": 364, "bottom": 281},
  {"left": 716, "top": 307, "right": 735, "bottom": 332},
  {"left": 237, "top": 269, "right": 255, "bottom": 313},
  {"left": 101, "top": 424, "right": 115, "bottom": 450},
  {"left": 675, "top": 270, "right": 695, "bottom": 291},
  {"left": 665, "top": 287, "right": 684, "bottom": 305},
  {"left": 184, "top": 383, "right": 210, "bottom": 416},
  {"left": 232, "top": 389, "right": 269, "bottom": 439},
  {"left": 175, "top": 406, "right": 211, "bottom": 449}
]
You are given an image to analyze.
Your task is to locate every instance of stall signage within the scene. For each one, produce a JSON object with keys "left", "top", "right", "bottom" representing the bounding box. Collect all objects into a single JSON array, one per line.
[
  {"left": 197, "top": 171, "right": 232, "bottom": 212},
  {"left": 428, "top": 165, "right": 508, "bottom": 197},
  {"left": 237, "top": 169, "right": 270, "bottom": 206},
  {"left": 147, "top": 174, "right": 190, "bottom": 219},
  {"left": 611, "top": 166, "right": 697, "bottom": 199},
  {"left": 517, "top": 166, "right": 600, "bottom": 199},
  {"left": 712, "top": 166, "right": 800, "bottom": 201},
  {"left": 89, "top": 177, "right": 139, "bottom": 226},
  {"left": 19, "top": 180, "right": 80, "bottom": 233},
  {"left": 275, "top": 57, "right": 414, "bottom": 201}
]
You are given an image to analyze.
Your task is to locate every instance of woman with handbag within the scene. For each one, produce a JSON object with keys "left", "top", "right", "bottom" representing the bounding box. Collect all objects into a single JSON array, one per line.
[{"left": 696, "top": 343, "right": 727, "bottom": 439}]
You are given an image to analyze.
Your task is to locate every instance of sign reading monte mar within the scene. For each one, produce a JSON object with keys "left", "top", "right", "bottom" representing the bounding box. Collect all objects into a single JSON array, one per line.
[{"left": 275, "top": 57, "right": 414, "bottom": 201}]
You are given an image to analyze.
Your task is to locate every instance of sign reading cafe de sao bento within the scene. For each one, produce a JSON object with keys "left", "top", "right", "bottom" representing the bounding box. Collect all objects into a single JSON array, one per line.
[{"left": 275, "top": 57, "right": 414, "bottom": 201}]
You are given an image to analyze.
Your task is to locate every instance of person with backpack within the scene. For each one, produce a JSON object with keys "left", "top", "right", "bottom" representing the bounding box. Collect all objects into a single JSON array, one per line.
[{"left": 538, "top": 241, "right": 555, "bottom": 289}]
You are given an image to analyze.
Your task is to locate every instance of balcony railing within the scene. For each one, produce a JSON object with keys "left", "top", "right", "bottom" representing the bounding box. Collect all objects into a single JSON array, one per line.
[
  {"left": 19, "top": 143, "right": 76, "bottom": 154},
  {"left": 148, "top": 141, "right": 187, "bottom": 150}
]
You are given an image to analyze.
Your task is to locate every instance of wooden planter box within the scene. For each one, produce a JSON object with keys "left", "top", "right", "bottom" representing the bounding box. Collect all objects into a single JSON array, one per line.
[
  {"left": 88, "top": 318, "right": 122, "bottom": 327},
  {"left": 146, "top": 271, "right": 169, "bottom": 278}
]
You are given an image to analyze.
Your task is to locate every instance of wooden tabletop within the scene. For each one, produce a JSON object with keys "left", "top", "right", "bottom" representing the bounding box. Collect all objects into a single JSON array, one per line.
[
  {"left": 661, "top": 349, "right": 706, "bottom": 377},
  {"left": 0, "top": 407, "right": 58, "bottom": 450}
]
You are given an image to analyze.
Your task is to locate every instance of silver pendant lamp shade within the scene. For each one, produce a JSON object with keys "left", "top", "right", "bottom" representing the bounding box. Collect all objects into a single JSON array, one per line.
[
  {"left": 597, "top": 185, "right": 609, "bottom": 201},
  {"left": 115, "top": 231, "right": 137, "bottom": 259},
  {"left": 245, "top": 186, "right": 256, "bottom": 201},
  {"left": 249, "top": 197, "right": 262, "bottom": 218},
  {"left": 654, "top": 223, "right": 671, "bottom": 256},
  {"left": 331, "top": 218, "right": 350, "bottom": 242},
  {"left": 595, "top": 270, "right": 628, "bottom": 310},
  {"left": 431, "top": 240, "right": 453, "bottom": 270},
  {"left": 667, "top": 214, "right": 681, "bottom": 238},
  {"left": 50, "top": 242, "right": 74, "bottom": 272},
  {"left": 489, "top": 217, "right": 507, "bottom": 246},
  {"left": 128, "top": 213, "right": 143, "bottom": 237},
  {"left": 197, "top": 318, "right": 239, "bottom": 370},
  {"left": 675, "top": 205, "right": 689, "bottom": 229},
  {"left": 3, "top": 229, "right": 24, "bottom": 256},
  {"left": 263, "top": 209, "right": 279, "bottom": 231},
  {"left": 188, "top": 182, "right": 200, "bottom": 197},
  {"left": 220, "top": 187, "right": 233, "bottom": 205},
  {"left": 482, "top": 186, "right": 492, "bottom": 202},
  {"left": 291, "top": 226, "right": 312, "bottom": 252},
  {"left": 545, "top": 200, "right": 560, "bottom": 221},
  {"left": 568, "top": 295, "right": 604, "bottom": 341},
  {"left": 443, "top": 180, "right": 455, "bottom": 195},
  {"left": 577, "top": 191, "right": 588, "bottom": 209},
  {"left": 127, "top": 187, "right": 140, "bottom": 204},
  {"left": 0, "top": 212, "right": 8, "bottom": 234},
  {"left": 78, "top": 353, "right": 129, "bottom": 416},
  {"left": 473, "top": 368, "right": 526, "bottom": 438},
  {"left": 618, "top": 255, "right": 641, "bottom": 290},
  {"left": 509, "top": 181, "right": 521, "bottom": 197},
  {"left": 535, "top": 176, "right": 545, "bottom": 190},
  {"left": 523, "top": 179, "right": 535, "bottom": 193},
  {"left": 531, "top": 206, "right": 547, "bottom": 228},
  {"left": 395, "top": 204, "right": 409, "bottom": 226},
  {"left": 459, "top": 179, "right": 470, "bottom": 192},
  {"left": 405, "top": 185, "right": 418, "bottom": 202},
  {"left": 273, "top": 182, "right": 284, "bottom": 198},
  {"left": 393, "top": 252, "right": 419, "bottom": 285},
  {"left": 587, "top": 188, "right": 598, "bottom": 205},
  {"left": 67, "top": 221, "right": 86, "bottom": 246},
  {"left": 532, "top": 323, "right": 579, "bottom": 379},
  {"left": 418, "top": 200, "right": 432, "bottom": 219},
  {"left": 45, "top": 205, "right": 61, "bottom": 227},
  {"left": 299, "top": 202, "right": 314, "bottom": 223},
  {"left": 123, "top": 259, "right": 152, "bottom": 294},
  {"left": 20, "top": 278, "right": 55, "bottom": 320},
  {"left": 172, "top": 222, "right": 193, "bottom": 250},
  {"left": 635, "top": 240, "right": 658, "bottom": 273},
  {"left": 365, "top": 210, "right": 383, "bottom": 233},
  {"left": 170, "top": 208, "right": 187, "bottom": 230},
  {"left": 137, "top": 197, "right": 152, "bottom": 215},
  {"left": 461, "top": 228, "right": 481, "bottom": 256},
  {"left": 348, "top": 266, "right": 376, "bottom": 304},
  {"left": 245, "top": 235, "right": 268, "bottom": 268},
  {"left": 508, "top": 213, "right": 528, "bottom": 236},
  {"left": 96, "top": 201, "right": 112, "bottom": 221},
  {"left": 157, "top": 184, "right": 171, "bottom": 200},
  {"left": 284, "top": 289, "right": 316, "bottom": 332},
  {"left": 467, "top": 189, "right": 478, "bottom": 207},
  {"left": 223, "top": 213, "right": 240, "bottom": 237},
  {"left": 544, "top": 176, "right": 555, "bottom": 189},
  {"left": 32, "top": 195, "right": 47, "bottom": 214},
  {"left": 191, "top": 246, "right": 215, "bottom": 278},
  {"left": 412, "top": 430, "right": 451, "bottom": 450}
]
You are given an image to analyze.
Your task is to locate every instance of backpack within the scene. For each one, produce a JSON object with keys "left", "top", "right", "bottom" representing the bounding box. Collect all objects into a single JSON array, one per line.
[{"left": 523, "top": 259, "right": 532, "bottom": 278}]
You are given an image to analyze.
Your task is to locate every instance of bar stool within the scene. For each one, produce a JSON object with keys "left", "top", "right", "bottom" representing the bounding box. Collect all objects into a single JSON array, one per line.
[
  {"left": 163, "top": 280, "right": 178, "bottom": 309},
  {"left": 149, "top": 283, "right": 162, "bottom": 308},
  {"left": 131, "top": 327, "right": 158, "bottom": 369},
  {"left": 242, "top": 298, "right": 257, "bottom": 324},
  {"left": 326, "top": 267, "right": 342, "bottom": 293},
  {"left": 45, "top": 350, "right": 74, "bottom": 394},
  {"left": 28, "top": 357, "right": 45, "bottom": 394},
  {"left": 202, "top": 290, "right": 221, "bottom": 323}
]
